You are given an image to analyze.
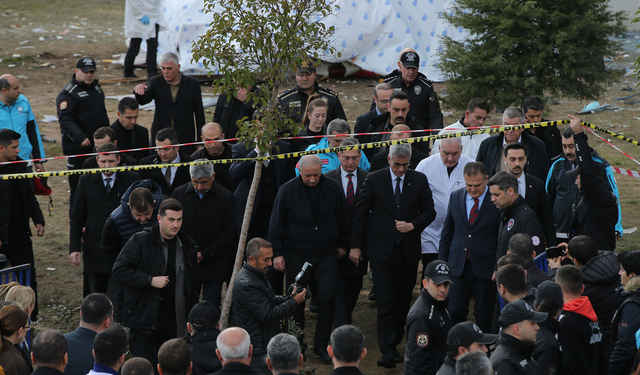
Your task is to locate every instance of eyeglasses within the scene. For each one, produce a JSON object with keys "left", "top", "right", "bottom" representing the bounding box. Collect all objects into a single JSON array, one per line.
[{"left": 392, "top": 162, "right": 410, "bottom": 169}]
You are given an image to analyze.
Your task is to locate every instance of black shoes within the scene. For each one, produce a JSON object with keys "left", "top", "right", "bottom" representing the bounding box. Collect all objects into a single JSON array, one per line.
[
  {"left": 392, "top": 348, "right": 403, "bottom": 363},
  {"left": 377, "top": 351, "right": 397, "bottom": 369},
  {"left": 123, "top": 73, "right": 138, "bottom": 79},
  {"left": 313, "top": 347, "right": 331, "bottom": 364}
]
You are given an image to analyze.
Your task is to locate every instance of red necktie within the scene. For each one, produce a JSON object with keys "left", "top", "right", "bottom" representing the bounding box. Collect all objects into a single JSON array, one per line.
[
  {"left": 346, "top": 173, "right": 354, "bottom": 207},
  {"left": 469, "top": 198, "right": 479, "bottom": 225}
]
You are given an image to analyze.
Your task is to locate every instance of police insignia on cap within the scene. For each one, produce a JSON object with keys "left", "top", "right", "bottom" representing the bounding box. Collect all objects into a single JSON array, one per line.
[
  {"left": 417, "top": 333, "right": 428, "bottom": 347},
  {"left": 406, "top": 52, "right": 416, "bottom": 61},
  {"left": 435, "top": 263, "right": 449, "bottom": 274},
  {"left": 414, "top": 85, "right": 422, "bottom": 95},
  {"left": 507, "top": 218, "right": 515, "bottom": 231},
  {"left": 59, "top": 101, "right": 68, "bottom": 110},
  {"left": 83, "top": 58, "right": 93, "bottom": 65}
]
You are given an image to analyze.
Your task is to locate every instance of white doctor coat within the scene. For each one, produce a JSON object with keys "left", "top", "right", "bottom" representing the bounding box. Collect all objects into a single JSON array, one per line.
[
  {"left": 125, "top": 0, "right": 167, "bottom": 39},
  {"left": 431, "top": 119, "right": 490, "bottom": 160}
]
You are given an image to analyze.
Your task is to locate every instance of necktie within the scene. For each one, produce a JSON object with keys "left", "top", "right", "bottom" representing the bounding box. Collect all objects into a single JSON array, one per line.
[
  {"left": 105, "top": 177, "right": 112, "bottom": 194},
  {"left": 346, "top": 173, "right": 355, "bottom": 207},
  {"left": 395, "top": 177, "right": 402, "bottom": 244},
  {"left": 469, "top": 198, "right": 479, "bottom": 225},
  {"left": 164, "top": 166, "right": 172, "bottom": 186}
]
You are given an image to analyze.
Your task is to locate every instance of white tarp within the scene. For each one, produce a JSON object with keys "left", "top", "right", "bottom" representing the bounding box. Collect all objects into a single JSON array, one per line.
[{"left": 154, "top": 0, "right": 467, "bottom": 81}]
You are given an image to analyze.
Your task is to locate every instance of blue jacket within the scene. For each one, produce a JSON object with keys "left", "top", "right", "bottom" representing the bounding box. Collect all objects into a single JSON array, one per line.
[
  {"left": 295, "top": 136, "right": 370, "bottom": 175},
  {"left": 0, "top": 94, "right": 45, "bottom": 162}
]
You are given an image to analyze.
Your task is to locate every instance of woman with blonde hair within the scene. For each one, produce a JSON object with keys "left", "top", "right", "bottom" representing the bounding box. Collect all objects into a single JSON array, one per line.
[
  {"left": 0, "top": 283, "right": 20, "bottom": 302},
  {"left": 0, "top": 305, "right": 31, "bottom": 374},
  {"left": 5, "top": 287, "right": 35, "bottom": 319}
]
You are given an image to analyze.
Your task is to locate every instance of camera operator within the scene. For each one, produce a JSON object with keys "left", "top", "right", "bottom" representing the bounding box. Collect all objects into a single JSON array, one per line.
[{"left": 230, "top": 237, "right": 306, "bottom": 375}]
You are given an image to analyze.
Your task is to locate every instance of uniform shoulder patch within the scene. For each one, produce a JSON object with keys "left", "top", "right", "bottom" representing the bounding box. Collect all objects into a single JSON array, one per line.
[
  {"left": 416, "top": 333, "right": 428, "bottom": 347},
  {"left": 418, "top": 76, "right": 434, "bottom": 88},
  {"left": 531, "top": 236, "right": 540, "bottom": 246},
  {"left": 59, "top": 101, "right": 68, "bottom": 110},
  {"left": 507, "top": 218, "right": 515, "bottom": 231},
  {"left": 318, "top": 86, "right": 339, "bottom": 97},
  {"left": 277, "top": 89, "right": 298, "bottom": 100}
]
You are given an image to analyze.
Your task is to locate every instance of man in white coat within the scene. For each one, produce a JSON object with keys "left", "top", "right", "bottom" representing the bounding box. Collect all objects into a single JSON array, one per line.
[
  {"left": 431, "top": 98, "right": 491, "bottom": 159},
  {"left": 123, "top": 0, "right": 167, "bottom": 81},
  {"left": 416, "top": 137, "right": 472, "bottom": 269}
]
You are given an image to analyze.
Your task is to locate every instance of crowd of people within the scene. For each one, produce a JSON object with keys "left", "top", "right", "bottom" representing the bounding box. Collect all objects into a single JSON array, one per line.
[{"left": 0, "top": 21, "right": 635, "bottom": 375}]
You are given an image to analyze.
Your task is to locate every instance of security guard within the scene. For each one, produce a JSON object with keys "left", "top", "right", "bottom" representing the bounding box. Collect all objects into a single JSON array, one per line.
[
  {"left": 375, "top": 49, "right": 443, "bottom": 131},
  {"left": 56, "top": 57, "right": 110, "bottom": 214},
  {"left": 276, "top": 60, "right": 347, "bottom": 125},
  {"left": 404, "top": 260, "right": 454, "bottom": 375}
]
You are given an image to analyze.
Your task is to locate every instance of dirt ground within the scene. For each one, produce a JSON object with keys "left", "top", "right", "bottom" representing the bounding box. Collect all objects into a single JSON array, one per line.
[{"left": 2, "top": 0, "right": 640, "bottom": 373}]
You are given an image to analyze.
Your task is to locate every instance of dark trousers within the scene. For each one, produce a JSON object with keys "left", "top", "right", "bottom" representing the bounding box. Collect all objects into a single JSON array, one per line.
[
  {"left": 124, "top": 24, "right": 160, "bottom": 78},
  {"left": 87, "top": 273, "right": 110, "bottom": 295},
  {"left": 2, "top": 231, "right": 38, "bottom": 319},
  {"left": 130, "top": 320, "right": 177, "bottom": 372},
  {"left": 67, "top": 155, "right": 89, "bottom": 216},
  {"left": 333, "top": 274, "right": 363, "bottom": 327},
  {"left": 286, "top": 254, "right": 336, "bottom": 348},
  {"left": 370, "top": 244, "right": 418, "bottom": 354},
  {"left": 447, "top": 260, "right": 496, "bottom": 332},
  {"left": 421, "top": 253, "right": 439, "bottom": 275},
  {"left": 202, "top": 281, "right": 223, "bottom": 307}
]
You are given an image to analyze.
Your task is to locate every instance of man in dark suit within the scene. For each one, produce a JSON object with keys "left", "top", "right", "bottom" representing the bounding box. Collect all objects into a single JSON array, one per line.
[
  {"left": 109, "top": 97, "right": 150, "bottom": 162},
  {"left": 172, "top": 161, "right": 237, "bottom": 308},
  {"left": 82, "top": 127, "right": 139, "bottom": 169},
  {"left": 350, "top": 143, "right": 436, "bottom": 368},
  {"left": 325, "top": 138, "right": 369, "bottom": 327},
  {"left": 214, "top": 327, "right": 259, "bottom": 375},
  {"left": 70, "top": 143, "right": 140, "bottom": 295},
  {"left": 439, "top": 162, "right": 501, "bottom": 332},
  {"left": 354, "top": 83, "right": 393, "bottom": 143},
  {"left": 504, "top": 143, "right": 557, "bottom": 247},
  {"left": 133, "top": 52, "right": 205, "bottom": 155},
  {"left": 327, "top": 325, "right": 368, "bottom": 375},
  {"left": 139, "top": 128, "right": 194, "bottom": 196},
  {"left": 212, "top": 85, "right": 260, "bottom": 143},
  {"left": 229, "top": 138, "right": 295, "bottom": 294},
  {"left": 32, "top": 329, "right": 68, "bottom": 375},
  {"left": 63, "top": 293, "right": 113, "bottom": 375},
  {"left": 190, "top": 122, "right": 236, "bottom": 192},
  {"left": 370, "top": 124, "right": 428, "bottom": 172}
]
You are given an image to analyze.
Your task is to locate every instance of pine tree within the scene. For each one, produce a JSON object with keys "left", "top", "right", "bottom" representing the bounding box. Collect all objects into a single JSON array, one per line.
[{"left": 438, "top": 0, "right": 626, "bottom": 110}]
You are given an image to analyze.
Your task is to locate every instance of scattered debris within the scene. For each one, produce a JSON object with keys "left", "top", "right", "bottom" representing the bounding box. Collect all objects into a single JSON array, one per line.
[{"left": 614, "top": 93, "right": 639, "bottom": 100}]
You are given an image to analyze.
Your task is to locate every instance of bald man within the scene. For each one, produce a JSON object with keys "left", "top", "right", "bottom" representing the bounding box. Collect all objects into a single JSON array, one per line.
[
  {"left": 370, "top": 125, "right": 429, "bottom": 171},
  {"left": 0, "top": 74, "right": 46, "bottom": 172},
  {"left": 215, "top": 327, "right": 256, "bottom": 374},
  {"left": 191, "top": 122, "right": 236, "bottom": 192}
]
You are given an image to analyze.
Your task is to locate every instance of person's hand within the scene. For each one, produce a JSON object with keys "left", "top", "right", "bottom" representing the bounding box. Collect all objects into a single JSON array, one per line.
[
  {"left": 36, "top": 224, "right": 45, "bottom": 237},
  {"left": 34, "top": 162, "right": 44, "bottom": 173},
  {"left": 237, "top": 88, "right": 248, "bottom": 102},
  {"left": 70, "top": 252, "right": 81, "bottom": 266},
  {"left": 197, "top": 252, "right": 203, "bottom": 263},
  {"left": 349, "top": 248, "right": 363, "bottom": 267},
  {"left": 80, "top": 138, "right": 91, "bottom": 147},
  {"left": 568, "top": 114, "right": 583, "bottom": 134},
  {"left": 273, "top": 256, "right": 285, "bottom": 272},
  {"left": 337, "top": 247, "right": 346, "bottom": 259},
  {"left": 140, "top": 15, "right": 150, "bottom": 25},
  {"left": 395, "top": 220, "right": 414, "bottom": 233},
  {"left": 134, "top": 84, "right": 147, "bottom": 95},
  {"left": 548, "top": 256, "right": 565, "bottom": 269},
  {"left": 151, "top": 276, "right": 169, "bottom": 288},
  {"left": 292, "top": 286, "right": 306, "bottom": 304}
]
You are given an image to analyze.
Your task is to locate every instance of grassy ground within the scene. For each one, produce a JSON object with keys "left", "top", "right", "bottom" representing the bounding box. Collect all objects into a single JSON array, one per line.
[{"left": 2, "top": 0, "right": 640, "bottom": 374}]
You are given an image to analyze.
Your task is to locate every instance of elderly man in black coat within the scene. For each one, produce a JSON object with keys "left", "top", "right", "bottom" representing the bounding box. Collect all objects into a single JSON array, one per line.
[{"left": 172, "top": 160, "right": 237, "bottom": 308}]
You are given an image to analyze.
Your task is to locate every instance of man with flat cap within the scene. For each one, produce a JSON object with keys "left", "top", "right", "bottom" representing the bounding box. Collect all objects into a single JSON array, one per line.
[
  {"left": 404, "top": 260, "right": 454, "bottom": 375},
  {"left": 436, "top": 322, "right": 497, "bottom": 375},
  {"left": 491, "top": 300, "right": 547, "bottom": 375},
  {"left": 185, "top": 301, "right": 222, "bottom": 375}
]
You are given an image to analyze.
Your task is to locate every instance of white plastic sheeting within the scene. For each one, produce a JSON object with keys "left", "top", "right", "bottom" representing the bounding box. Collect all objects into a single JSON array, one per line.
[{"left": 154, "top": 0, "right": 467, "bottom": 81}]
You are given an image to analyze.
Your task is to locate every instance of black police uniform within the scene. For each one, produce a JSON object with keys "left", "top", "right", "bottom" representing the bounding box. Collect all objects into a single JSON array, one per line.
[
  {"left": 276, "top": 81, "right": 346, "bottom": 124},
  {"left": 372, "top": 70, "right": 443, "bottom": 131},
  {"left": 491, "top": 332, "right": 543, "bottom": 375},
  {"left": 496, "top": 196, "right": 545, "bottom": 267},
  {"left": 404, "top": 288, "right": 453, "bottom": 375}
]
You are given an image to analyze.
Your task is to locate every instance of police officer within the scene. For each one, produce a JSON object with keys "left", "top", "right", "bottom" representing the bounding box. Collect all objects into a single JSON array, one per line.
[
  {"left": 56, "top": 57, "right": 110, "bottom": 214},
  {"left": 404, "top": 260, "right": 454, "bottom": 375},
  {"left": 276, "top": 60, "right": 347, "bottom": 125},
  {"left": 375, "top": 49, "right": 443, "bottom": 131},
  {"left": 491, "top": 300, "right": 547, "bottom": 375}
]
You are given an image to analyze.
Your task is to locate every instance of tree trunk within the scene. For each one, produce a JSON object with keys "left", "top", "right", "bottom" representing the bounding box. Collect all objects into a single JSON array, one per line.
[{"left": 219, "top": 152, "right": 264, "bottom": 329}]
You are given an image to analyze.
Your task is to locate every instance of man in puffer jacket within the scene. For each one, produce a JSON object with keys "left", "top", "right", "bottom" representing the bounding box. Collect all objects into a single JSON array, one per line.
[{"left": 610, "top": 251, "right": 640, "bottom": 375}]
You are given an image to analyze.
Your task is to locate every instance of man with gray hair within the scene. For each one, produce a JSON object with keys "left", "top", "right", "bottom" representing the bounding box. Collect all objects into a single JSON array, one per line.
[
  {"left": 456, "top": 351, "right": 493, "bottom": 375},
  {"left": 134, "top": 52, "right": 205, "bottom": 155},
  {"left": 270, "top": 154, "right": 350, "bottom": 364},
  {"left": 298, "top": 119, "right": 369, "bottom": 175},
  {"left": 215, "top": 327, "right": 257, "bottom": 375},
  {"left": 266, "top": 334, "right": 303, "bottom": 375},
  {"left": 351, "top": 143, "right": 436, "bottom": 368},
  {"left": 172, "top": 159, "right": 237, "bottom": 307},
  {"left": 476, "top": 106, "right": 549, "bottom": 180},
  {"left": 327, "top": 325, "right": 367, "bottom": 375}
]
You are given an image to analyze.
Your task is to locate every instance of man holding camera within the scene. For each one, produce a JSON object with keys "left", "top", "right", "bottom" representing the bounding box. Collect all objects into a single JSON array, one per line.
[{"left": 230, "top": 237, "right": 306, "bottom": 375}]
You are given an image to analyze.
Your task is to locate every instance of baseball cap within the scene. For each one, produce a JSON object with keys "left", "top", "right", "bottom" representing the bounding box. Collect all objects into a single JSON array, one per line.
[
  {"left": 76, "top": 57, "right": 97, "bottom": 72},
  {"left": 446, "top": 322, "right": 498, "bottom": 348},
  {"left": 297, "top": 60, "right": 316, "bottom": 75},
  {"left": 188, "top": 301, "right": 220, "bottom": 330},
  {"left": 565, "top": 165, "right": 580, "bottom": 178},
  {"left": 423, "top": 260, "right": 453, "bottom": 284},
  {"left": 500, "top": 300, "right": 548, "bottom": 328},
  {"left": 400, "top": 51, "right": 420, "bottom": 69},
  {"left": 535, "top": 280, "right": 564, "bottom": 307}
]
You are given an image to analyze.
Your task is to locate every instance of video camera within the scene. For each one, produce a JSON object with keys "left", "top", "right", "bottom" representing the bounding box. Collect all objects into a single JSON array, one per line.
[{"left": 287, "top": 262, "right": 313, "bottom": 299}]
